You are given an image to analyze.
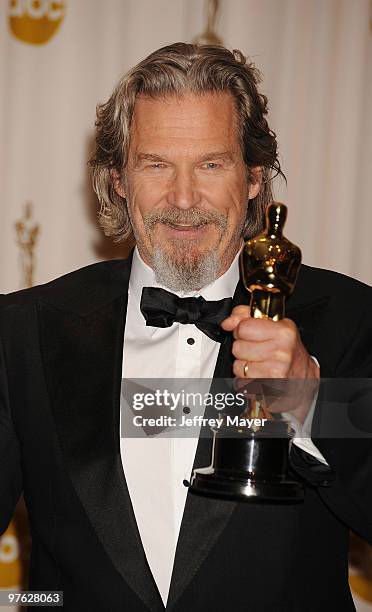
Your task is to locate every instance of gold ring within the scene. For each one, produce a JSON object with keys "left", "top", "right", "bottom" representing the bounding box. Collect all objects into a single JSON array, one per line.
[{"left": 243, "top": 362, "right": 249, "bottom": 377}]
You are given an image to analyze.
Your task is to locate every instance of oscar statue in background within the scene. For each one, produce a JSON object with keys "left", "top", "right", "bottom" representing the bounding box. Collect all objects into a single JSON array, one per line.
[
  {"left": 6, "top": 200, "right": 40, "bottom": 588},
  {"left": 15, "top": 201, "right": 40, "bottom": 289},
  {"left": 192, "top": 0, "right": 223, "bottom": 46}
]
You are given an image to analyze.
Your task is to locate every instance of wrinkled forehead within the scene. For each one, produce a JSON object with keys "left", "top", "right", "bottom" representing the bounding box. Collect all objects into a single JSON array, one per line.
[{"left": 129, "top": 91, "right": 240, "bottom": 155}]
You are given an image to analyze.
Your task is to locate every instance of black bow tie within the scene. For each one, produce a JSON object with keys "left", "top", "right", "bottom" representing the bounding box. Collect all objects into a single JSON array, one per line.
[{"left": 140, "top": 286, "right": 232, "bottom": 343}]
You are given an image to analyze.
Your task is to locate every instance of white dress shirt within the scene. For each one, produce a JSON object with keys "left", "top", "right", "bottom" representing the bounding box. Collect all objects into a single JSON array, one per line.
[{"left": 121, "top": 246, "right": 326, "bottom": 606}]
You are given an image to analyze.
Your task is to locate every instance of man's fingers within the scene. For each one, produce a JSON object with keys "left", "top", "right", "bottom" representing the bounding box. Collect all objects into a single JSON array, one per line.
[
  {"left": 221, "top": 305, "right": 251, "bottom": 330},
  {"left": 232, "top": 339, "right": 283, "bottom": 363},
  {"left": 233, "top": 317, "right": 296, "bottom": 342},
  {"left": 233, "top": 359, "right": 288, "bottom": 380},
  {"left": 230, "top": 305, "right": 251, "bottom": 317}
]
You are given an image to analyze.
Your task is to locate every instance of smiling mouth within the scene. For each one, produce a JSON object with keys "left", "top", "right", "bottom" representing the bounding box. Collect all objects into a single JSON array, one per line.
[
  {"left": 162, "top": 221, "right": 211, "bottom": 229},
  {"left": 168, "top": 223, "right": 201, "bottom": 229},
  {"left": 157, "top": 223, "right": 210, "bottom": 239}
]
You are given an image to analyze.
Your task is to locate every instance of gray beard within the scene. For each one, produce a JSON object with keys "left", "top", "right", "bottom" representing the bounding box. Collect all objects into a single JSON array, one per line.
[{"left": 152, "top": 246, "right": 220, "bottom": 292}]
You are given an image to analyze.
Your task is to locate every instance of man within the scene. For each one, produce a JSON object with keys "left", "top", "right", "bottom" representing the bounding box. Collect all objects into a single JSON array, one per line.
[{"left": 1, "top": 42, "right": 372, "bottom": 611}]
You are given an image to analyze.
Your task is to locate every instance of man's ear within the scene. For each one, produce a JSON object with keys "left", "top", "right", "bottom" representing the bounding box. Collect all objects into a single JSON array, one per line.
[
  {"left": 111, "top": 169, "right": 126, "bottom": 199},
  {"left": 248, "top": 166, "right": 263, "bottom": 199}
]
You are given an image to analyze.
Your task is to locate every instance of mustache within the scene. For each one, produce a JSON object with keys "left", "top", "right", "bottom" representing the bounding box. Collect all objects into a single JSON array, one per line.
[{"left": 143, "top": 207, "right": 228, "bottom": 231}]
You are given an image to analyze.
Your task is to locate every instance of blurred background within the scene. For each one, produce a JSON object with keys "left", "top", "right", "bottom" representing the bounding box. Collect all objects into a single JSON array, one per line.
[{"left": 1, "top": 0, "right": 372, "bottom": 610}]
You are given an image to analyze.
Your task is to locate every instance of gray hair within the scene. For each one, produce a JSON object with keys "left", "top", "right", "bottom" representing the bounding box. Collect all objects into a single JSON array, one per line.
[{"left": 89, "top": 42, "right": 285, "bottom": 243}]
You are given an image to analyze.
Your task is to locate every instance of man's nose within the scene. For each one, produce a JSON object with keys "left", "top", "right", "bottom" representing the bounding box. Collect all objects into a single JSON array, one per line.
[{"left": 166, "top": 169, "right": 201, "bottom": 209}]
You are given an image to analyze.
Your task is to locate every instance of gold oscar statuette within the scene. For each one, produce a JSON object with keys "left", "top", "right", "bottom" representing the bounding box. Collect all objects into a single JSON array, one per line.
[{"left": 190, "top": 203, "right": 304, "bottom": 502}]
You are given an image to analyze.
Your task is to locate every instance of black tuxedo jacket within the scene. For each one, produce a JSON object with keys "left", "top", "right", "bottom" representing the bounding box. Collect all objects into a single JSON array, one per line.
[{"left": 1, "top": 256, "right": 372, "bottom": 611}]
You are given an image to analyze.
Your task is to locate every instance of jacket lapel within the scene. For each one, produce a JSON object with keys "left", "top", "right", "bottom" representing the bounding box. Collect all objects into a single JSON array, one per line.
[{"left": 38, "top": 258, "right": 164, "bottom": 612}]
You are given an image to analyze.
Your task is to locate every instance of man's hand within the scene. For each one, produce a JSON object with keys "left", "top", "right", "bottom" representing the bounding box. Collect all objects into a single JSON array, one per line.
[{"left": 221, "top": 305, "right": 320, "bottom": 423}]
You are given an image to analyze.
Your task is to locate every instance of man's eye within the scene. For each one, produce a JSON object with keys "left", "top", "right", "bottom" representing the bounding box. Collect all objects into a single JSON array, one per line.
[
  {"left": 149, "top": 163, "right": 166, "bottom": 169},
  {"left": 203, "top": 162, "right": 221, "bottom": 170}
]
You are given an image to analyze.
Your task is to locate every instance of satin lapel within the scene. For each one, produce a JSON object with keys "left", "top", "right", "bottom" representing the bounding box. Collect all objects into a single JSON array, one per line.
[{"left": 38, "top": 286, "right": 163, "bottom": 611}]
